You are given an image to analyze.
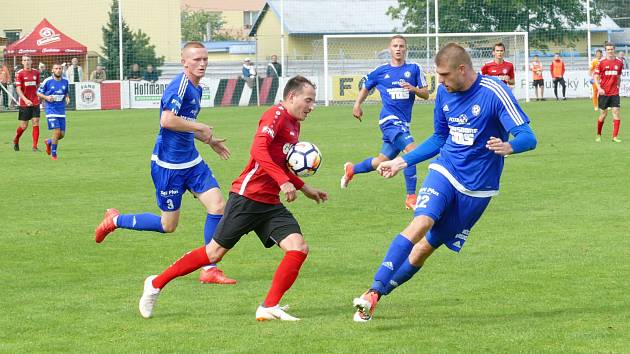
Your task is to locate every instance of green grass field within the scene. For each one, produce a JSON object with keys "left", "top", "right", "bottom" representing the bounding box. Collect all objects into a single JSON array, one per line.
[{"left": 1, "top": 99, "right": 630, "bottom": 353}]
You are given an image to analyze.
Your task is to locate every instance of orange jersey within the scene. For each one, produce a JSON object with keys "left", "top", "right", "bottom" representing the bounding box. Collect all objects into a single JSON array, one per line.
[
  {"left": 530, "top": 62, "right": 543, "bottom": 80},
  {"left": 550, "top": 60, "right": 565, "bottom": 78}
]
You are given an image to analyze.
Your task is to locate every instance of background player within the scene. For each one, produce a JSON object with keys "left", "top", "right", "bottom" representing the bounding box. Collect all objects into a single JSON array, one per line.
[
  {"left": 595, "top": 42, "right": 623, "bottom": 143},
  {"left": 352, "top": 43, "right": 537, "bottom": 322},
  {"left": 481, "top": 42, "right": 515, "bottom": 88},
  {"left": 12, "top": 55, "right": 41, "bottom": 152},
  {"left": 550, "top": 54, "right": 567, "bottom": 100},
  {"left": 94, "top": 41, "right": 235, "bottom": 284},
  {"left": 590, "top": 49, "right": 603, "bottom": 111},
  {"left": 37, "top": 63, "right": 69, "bottom": 160},
  {"left": 137, "top": 76, "right": 328, "bottom": 321},
  {"left": 530, "top": 55, "right": 545, "bottom": 101},
  {"left": 342, "top": 35, "right": 429, "bottom": 209}
]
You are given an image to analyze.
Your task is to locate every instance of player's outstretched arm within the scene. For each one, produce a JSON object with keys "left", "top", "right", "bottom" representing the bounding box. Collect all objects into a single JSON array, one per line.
[
  {"left": 352, "top": 88, "right": 370, "bottom": 122},
  {"left": 300, "top": 184, "right": 328, "bottom": 204},
  {"left": 208, "top": 136, "right": 230, "bottom": 160}
]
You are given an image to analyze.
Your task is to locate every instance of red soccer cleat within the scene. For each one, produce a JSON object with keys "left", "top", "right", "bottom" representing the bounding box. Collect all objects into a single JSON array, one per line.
[
  {"left": 404, "top": 194, "right": 417, "bottom": 210},
  {"left": 340, "top": 162, "right": 355, "bottom": 188},
  {"left": 45, "top": 139, "right": 51, "bottom": 155},
  {"left": 51, "top": 155, "right": 58, "bottom": 161},
  {"left": 353, "top": 290, "right": 380, "bottom": 322},
  {"left": 199, "top": 267, "right": 237, "bottom": 284},
  {"left": 95, "top": 208, "right": 120, "bottom": 243}
]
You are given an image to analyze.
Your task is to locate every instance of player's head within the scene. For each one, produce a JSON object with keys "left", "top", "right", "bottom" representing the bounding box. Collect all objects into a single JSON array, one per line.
[
  {"left": 181, "top": 41, "right": 208, "bottom": 81},
  {"left": 618, "top": 50, "right": 625, "bottom": 58},
  {"left": 283, "top": 75, "right": 316, "bottom": 121},
  {"left": 389, "top": 35, "right": 407, "bottom": 63},
  {"left": 493, "top": 43, "right": 505, "bottom": 61},
  {"left": 21, "top": 56, "right": 32, "bottom": 69},
  {"left": 435, "top": 43, "right": 475, "bottom": 92},
  {"left": 533, "top": 55, "right": 539, "bottom": 61},
  {"left": 595, "top": 49, "right": 603, "bottom": 59},
  {"left": 52, "top": 63, "right": 63, "bottom": 79},
  {"left": 603, "top": 42, "right": 615, "bottom": 58},
  {"left": 271, "top": 54, "right": 278, "bottom": 62}
]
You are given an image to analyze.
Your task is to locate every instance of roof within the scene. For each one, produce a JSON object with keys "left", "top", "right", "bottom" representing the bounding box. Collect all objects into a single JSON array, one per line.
[
  {"left": 199, "top": 40, "right": 256, "bottom": 54},
  {"left": 574, "top": 14, "right": 622, "bottom": 32},
  {"left": 250, "top": 0, "right": 404, "bottom": 36},
  {"left": 3, "top": 18, "right": 87, "bottom": 57},
  {"left": 182, "top": 0, "right": 266, "bottom": 11}
]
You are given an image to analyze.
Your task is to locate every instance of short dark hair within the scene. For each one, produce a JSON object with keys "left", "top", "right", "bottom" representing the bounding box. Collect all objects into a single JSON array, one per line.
[
  {"left": 283, "top": 75, "right": 316, "bottom": 99},
  {"left": 493, "top": 42, "right": 505, "bottom": 51},
  {"left": 595, "top": 49, "right": 603, "bottom": 54},
  {"left": 604, "top": 41, "right": 615, "bottom": 49},
  {"left": 390, "top": 35, "right": 407, "bottom": 44}
]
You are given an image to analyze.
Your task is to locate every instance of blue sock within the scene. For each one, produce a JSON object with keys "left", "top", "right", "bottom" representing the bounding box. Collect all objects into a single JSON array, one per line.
[
  {"left": 116, "top": 213, "right": 165, "bottom": 232},
  {"left": 382, "top": 259, "right": 421, "bottom": 295},
  {"left": 403, "top": 165, "right": 417, "bottom": 195},
  {"left": 51, "top": 143, "right": 58, "bottom": 157},
  {"left": 353, "top": 157, "right": 375, "bottom": 174},
  {"left": 204, "top": 213, "right": 223, "bottom": 267},
  {"left": 370, "top": 234, "right": 414, "bottom": 295}
]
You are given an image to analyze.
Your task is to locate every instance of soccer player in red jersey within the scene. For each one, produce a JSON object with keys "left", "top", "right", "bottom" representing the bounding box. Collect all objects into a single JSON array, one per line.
[
  {"left": 480, "top": 42, "right": 515, "bottom": 88},
  {"left": 12, "top": 56, "right": 41, "bottom": 151},
  {"left": 595, "top": 42, "right": 624, "bottom": 143},
  {"left": 137, "top": 75, "right": 328, "bottom": 321}
]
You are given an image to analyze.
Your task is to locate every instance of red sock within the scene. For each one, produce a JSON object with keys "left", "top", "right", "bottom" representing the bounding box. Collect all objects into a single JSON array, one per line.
[
  {"left": 263, "top": 250, "right": 307, "bottom": 307},
  {"left": 32, "top": 126, "right": 39, "bottom": 148},
  {"left": 597, "top": 120, "right": 604, "bottom": 135},
  {"left": 152, "top": 246, "right": 211, "bottom": 289},
  {"left": 613, "top": 119, "right": 620, "bottom": 138},
  {"left": 14, "top": 126, "right": 25, "bottom": 144}
]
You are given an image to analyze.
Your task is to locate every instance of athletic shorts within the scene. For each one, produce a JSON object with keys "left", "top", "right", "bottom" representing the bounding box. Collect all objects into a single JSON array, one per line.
[
  {"left": 150, "top": 160, "right": 219, "bottom": 211},
  {"left": 532, "top": 79, "right": 544, "bottom": 88},
  {"left": 413, "top": 170, "right": 491, "bottom": 252},
  {"left": 212, "top": 192, "right": 301, "bottom": 249},
  {"left": 380, "top": 119, "right": 415, "bottom": 159},
  {"left": 47, "top": 116, "right": 66, "bottom": 131},
  {"left": 598, "top": 95, "right": 620, "bottom": 110},
  {"left": 18, "top": 106, "right": 41, "bottom": 121}
]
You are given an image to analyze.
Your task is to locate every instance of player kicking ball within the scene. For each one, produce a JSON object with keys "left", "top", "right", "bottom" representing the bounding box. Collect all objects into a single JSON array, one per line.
[
  {"left": 37, "top": 63, "right": 69, "bottom": 160},
  {"left": 138, "top": 76, "right": 328, "bottom": 321},
  {"left": 352, "top": 43, "right": 537, "bottom": 322}
]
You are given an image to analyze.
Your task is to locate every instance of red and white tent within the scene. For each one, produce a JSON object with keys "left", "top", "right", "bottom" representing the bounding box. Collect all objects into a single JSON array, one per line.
[{"left": 3, "top": 18, "right": 86, "bottom": 57}]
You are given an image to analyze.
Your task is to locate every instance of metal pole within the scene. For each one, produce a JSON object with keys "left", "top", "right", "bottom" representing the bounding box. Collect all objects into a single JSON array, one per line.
[
  {"left": 324, "top": 35, "right": 329, "bottom": 107},
  {"left": 280, "top": 0, "right": 286, "bottom": 78},
  {"left": 255, "top": 35, "right": 260, "bottom": 106},
  {"left": 118, "top": 0, "right": 124, "bottom": 109},
  {"left": 426, "top": 0, "right": 430, "bottom": 69},
  {"left": 524, "top": 32, "right": 530, "bottom": 102},
  {"left": 587, "top": 0, "right": 592, "bottom": 62},
  {"left": 434, "top": 0, "right": 439, "bottom": 54}
]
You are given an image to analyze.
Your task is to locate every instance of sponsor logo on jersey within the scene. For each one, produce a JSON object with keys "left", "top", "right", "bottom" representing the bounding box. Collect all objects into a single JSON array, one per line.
[
  {"left": 471, "top": 104, "right": 481, "bottom": 116},
  {"left": 160, "top": 189, "right": 179, "bottom": 197},
  {"left": 448, "top": 114, "right": 468, "bottom": 124},
  {"left": 261, "top": 125, "right": 275, "bottom": 138},
  {"left": 37, "top": 27, "right": 61, "bottom": 46},
  {"left": 443, "top": 104, "right": 449, "bottom": 112}
]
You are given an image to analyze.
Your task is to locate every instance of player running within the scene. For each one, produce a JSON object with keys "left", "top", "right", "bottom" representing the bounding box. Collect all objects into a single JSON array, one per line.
[
  {"left": 352, "top": 43, "right": 537, "bottom": 322},
  {"left": 594, "top": 42, "right": 623, "bottom": 143},
  {"left": 342, "top": 35, "right": 429, "bottom": 210},
  {"left": 94, "top": 41, "right": 235, "bottom": 284},
  {"left": 137, "top": 76, "right": 328, "bottom": 321},
  {"left": 37, "top": 63, "right": 69, "bottom": 160}
]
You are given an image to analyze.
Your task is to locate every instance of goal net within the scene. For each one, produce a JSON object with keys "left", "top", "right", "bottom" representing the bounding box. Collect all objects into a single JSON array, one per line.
[{"left": 323, "top": 32, "right": 529, "bottom": 106}]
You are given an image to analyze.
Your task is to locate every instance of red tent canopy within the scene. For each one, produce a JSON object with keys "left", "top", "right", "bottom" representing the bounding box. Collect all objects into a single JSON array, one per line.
[{"left": 3, "top": 18, "right": 87, "bottom": 57}]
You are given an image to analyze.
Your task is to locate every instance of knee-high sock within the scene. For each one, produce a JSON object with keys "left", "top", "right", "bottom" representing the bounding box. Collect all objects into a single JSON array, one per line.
[
  {"left": 116, "top": 213, "right": 165, "bottom": 232},
  {"left": 203, "top": 213, "right": 223, "bottom": 268},
  {"left": 32, "top": 126, "right": 39, "bottom": 148},
  {"left": 382, "top": 259, "right": 421, "bottom": 295},
  {"left": 14, "top": 126, "right": 25, "bottom": 144},
  {"left": 51, "top": 143, "right": 58, "bottom": 157},
  {"left": 613, "top": 119, "right": 621, "bottom": 138},
  {"left": 353, "top": 157, "right": 375, "bottom": 174},
  {"left": 597, "top": 119, "right": 604, "bottom": 135},
  {"left": 152, "top": 246, "right": 211, "bottom": 289},
  {"left": 403, "top": 165, "right": 417, "bottom": 195},
  {"left": 371, "top": 234, "right": 414, "bottom": 295},
  {"left": 263, "top": 250, "right": 307, "bottom": 307}
]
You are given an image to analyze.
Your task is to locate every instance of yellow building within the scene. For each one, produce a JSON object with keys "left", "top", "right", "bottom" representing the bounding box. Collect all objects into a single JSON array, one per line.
[{"left": 182, "top": 0, "right": 266, "bottom": 40}]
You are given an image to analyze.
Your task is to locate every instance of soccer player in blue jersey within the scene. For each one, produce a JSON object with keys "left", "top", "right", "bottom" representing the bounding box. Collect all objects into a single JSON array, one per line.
[
  {"left": 94, "top": 41, "right": 236, "bottom": 284},
  {"left": 352, "top": 43, "right": 537, "bottom": 322},
  {"left": 341, "top": 35, "right": 430, "bottom": 209},
  {"left": 37, "top": 63, "right": 69, "bottom": 160}
]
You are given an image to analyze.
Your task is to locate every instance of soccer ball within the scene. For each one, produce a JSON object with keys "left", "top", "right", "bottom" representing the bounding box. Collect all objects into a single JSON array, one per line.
[{"left": 286, "top": 142, "right": 322, "bottom": 177}]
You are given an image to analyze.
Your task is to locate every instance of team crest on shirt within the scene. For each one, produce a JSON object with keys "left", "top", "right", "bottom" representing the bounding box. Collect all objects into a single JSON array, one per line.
[
  {"left": 502, "top": 69, "right": 508, "bottom": 74},
  {"left": 404, "top": 71, "right": 411, "bottom": 78},
  {"left": 471, "top": 104, "right": 481, "bottom": 116},
  {"left": 283, "top": 143, "right": 292, "bottom": 154}
]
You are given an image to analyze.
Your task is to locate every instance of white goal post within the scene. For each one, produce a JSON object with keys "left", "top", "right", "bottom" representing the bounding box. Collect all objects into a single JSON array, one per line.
[{"left": 323, "top": 32, "right": 529, "bottom": 106}]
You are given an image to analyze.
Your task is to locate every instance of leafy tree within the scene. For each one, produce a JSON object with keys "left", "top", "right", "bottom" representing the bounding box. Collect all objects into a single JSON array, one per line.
[
  {"left": 388, "top": 0, "right": 605, "bottom": 48},
  {"left": 101, "top": 0, "right": 164, "bottom": 80},
  {"left": 597, "top": 0, "right": 630, "bottom": 27},
  {"left": 181, "top": 7, "right": 235, "bottom": 41}
]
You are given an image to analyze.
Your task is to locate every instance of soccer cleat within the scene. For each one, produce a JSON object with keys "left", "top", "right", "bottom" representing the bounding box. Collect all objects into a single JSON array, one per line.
[
  {"left": 340, "top": 162, "right": 355, "bottom": 188},
  {"left": 32, "top": 147, "right": 40, "bottom": 152},
  {"left": 256, "top": 304, "right": 299, "bottom": 321},
  {"left": 45, "top": 139, "right": 51, "bottom": 155},
  {"left": 139, "top": 275, "right": 160, "bottom": 318},
  {"left": 353, "top": 290, "right": 379, "bottom": 322},
  {"left": 405, "top": 194, "right": 417, "bottom": 210},
  {"left": 94, "top": 208, "right": 120, "bottom": 243},
  {"left": 51, "top": 155, "right": 58, "bottom": 161},
  {"left": 13, "top": 143, "right": 19, "bottom": 151},
  {"left": 612, "top": 137, "right": 622, "bottom": 143},
  {"left": 595, "top": 135, "right": 601, "bottom": 143},
  {"left": 199, "top": 267, "right": 237, "bottom": 284}
]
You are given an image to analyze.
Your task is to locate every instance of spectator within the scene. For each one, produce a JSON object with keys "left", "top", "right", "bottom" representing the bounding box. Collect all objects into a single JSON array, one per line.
[
  {"left": 0, "top": 62, "right": 12, "bottom": 110},
  {"left": 618, "top": 51, "right": 627, "bottom": 69},
  {"left": 39, "top": 63, "right": 51, "bottom": 82},
  {"left": 90, "top": 65, "right": 107, "bottom": 83},
  {"left": 65, "top": 57, "right": 83, "bottom": 83},
  {"left": 143, "top": 64, "right": 159, "bottom": 82},
  {"left": 530, "top": 55, "right": 545, "bottom": 101},
  {"left": 550, "top": 54, "right": 566, "bottom": 100},
  {"left": 266, "top": 54, "right": 282, "bottom": 78},
  {"left": 127, "top": 63, "right": 142, "bottom": 81},
  {"left": 241, "top": 58, "right": 256, "bottom": 88}
]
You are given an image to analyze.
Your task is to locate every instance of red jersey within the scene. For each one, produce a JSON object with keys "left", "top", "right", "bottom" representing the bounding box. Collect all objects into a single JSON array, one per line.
[
  {"left": 480, "top": 60, "right": 514, "bottom": 84},
  {"left": 15, "top": 68, "right": 40, "bottom": 106},
  {"left": 231, "top": 104, "right": 305, "bottom": 204},
  {"left": 595, "top": 58, "right": 624, "bottom": 96}
]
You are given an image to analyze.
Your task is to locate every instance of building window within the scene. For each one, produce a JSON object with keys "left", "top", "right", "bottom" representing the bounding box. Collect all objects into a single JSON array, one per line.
[
  {"left": 4, "top": 30, "right": 21, "bottom": 44},
  {"left": 243, "top": 11, "right": 260, "bottom": 29}
]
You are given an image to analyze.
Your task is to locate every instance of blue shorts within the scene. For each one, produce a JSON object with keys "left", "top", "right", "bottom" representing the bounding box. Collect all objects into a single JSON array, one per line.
[
  {"left": 380, "top": 120, "right": 414, "bottom": 159},
  {"left": 413, "top": 170, "right": 491, "bottom": 252},
  {"left": 150, "top": 160, "right": 220, "bottom": 211},
  {"left": 47, "top": 116, "right": 66, "bottom": 131}
]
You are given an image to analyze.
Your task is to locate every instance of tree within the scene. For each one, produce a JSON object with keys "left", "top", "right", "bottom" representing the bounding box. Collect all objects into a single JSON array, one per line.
[
  {"left": 101, "top": 0, "right": 164, "bottom": 80},
  {"left": 388, "top": 0, "right": 605, "bottom": 48},
  {"left": 181, "top": 7, "right": 236, "bottom": 41},
  {"left": 597, "top": 0, "right": 630, "bottom": 27}
]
